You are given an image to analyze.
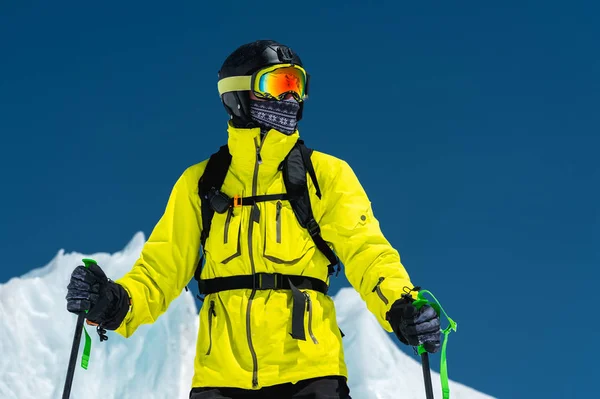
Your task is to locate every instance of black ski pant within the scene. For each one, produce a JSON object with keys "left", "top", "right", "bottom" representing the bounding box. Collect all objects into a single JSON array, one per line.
[{"left": 189, "top": 376, "right": 352, "bottom": 399}]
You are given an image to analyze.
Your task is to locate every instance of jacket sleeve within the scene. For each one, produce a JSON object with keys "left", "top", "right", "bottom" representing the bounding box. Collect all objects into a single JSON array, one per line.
[
  {"left": 114, "top": 166, "right": 203, "bottom": 338},
  {"left": 318, "top": 158, "right": 415, "bottom": 332}
]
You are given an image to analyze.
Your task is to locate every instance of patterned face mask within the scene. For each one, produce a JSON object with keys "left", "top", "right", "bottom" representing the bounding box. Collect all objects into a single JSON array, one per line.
[{"left": 249, "top": 99, "right": 300, "bottom": 135}]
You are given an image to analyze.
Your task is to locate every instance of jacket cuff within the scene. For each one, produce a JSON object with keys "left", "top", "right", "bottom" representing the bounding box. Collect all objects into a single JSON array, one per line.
[{"left": 102, "top": 282, "right": 131, "bottom": 330}]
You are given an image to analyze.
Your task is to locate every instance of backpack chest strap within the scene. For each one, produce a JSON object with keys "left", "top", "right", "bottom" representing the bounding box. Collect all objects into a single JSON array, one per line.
[{"left": 207, "top": 188, "right": 290, "bottom": 214}]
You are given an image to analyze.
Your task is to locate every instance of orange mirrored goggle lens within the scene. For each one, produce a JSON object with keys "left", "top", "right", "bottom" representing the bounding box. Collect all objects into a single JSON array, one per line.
[{"left": 255, "top": 66, "right": 307, "bottom": 101}]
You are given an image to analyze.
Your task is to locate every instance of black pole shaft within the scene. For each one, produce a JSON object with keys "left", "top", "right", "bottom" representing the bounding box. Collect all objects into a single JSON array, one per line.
[
  {"left": 421, "top": 352, "right": 435, "bottom": 399},
  {"left": 62, "top": 313, "right": 85, "bottom": 399}
]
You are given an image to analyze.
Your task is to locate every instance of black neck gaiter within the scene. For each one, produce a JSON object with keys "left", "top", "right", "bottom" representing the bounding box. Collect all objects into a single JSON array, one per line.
[{"left": 249, "top": 99, "right": 300, "bottom": 135}]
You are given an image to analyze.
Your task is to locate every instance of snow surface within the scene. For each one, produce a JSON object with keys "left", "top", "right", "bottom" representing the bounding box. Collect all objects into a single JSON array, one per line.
[{"left": 0, "top": 233, "right": 494, "bottom": 399}]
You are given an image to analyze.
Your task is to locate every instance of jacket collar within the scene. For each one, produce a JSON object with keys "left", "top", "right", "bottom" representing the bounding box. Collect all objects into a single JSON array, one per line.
[{"left": 227, "top": 124, "right": 299, "bottom": 171}]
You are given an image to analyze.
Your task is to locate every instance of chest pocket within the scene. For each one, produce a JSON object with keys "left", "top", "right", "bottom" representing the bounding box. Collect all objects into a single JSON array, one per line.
[
  {"left": 205, "top": 206, "right": 242, "bottom": 265},
  {"left": 263, "top": 199, "right": 314, "bottom": 265}
]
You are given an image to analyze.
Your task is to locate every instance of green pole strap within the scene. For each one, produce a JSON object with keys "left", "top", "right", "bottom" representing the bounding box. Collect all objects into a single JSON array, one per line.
[
  {"left": 80, "top": 258, "right": 97, "bottom": 370},
  {"left": 81, "top": 327, "right": 92, "bottom": 369},
  {"left": 413, "top": 290, "right": 458, "bottom": 399}
]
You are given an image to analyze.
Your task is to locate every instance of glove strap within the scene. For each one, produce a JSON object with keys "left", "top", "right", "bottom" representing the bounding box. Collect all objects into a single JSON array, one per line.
[{"left": 414, "top": 290, "right": 458, "bottom": 399}]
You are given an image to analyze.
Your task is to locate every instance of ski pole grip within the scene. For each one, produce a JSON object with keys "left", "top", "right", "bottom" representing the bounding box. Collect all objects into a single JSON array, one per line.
[
  {"left": 63, "top": 258, "right": 98, "bottom": 398},
  {"left": 82, "top": 258, "right": 97, "bottom": 268},
  {"left": 79, "top": 258, "right": 98, "bottom": 369},
  {"left": 412, "top": 297, "right": 430, "bottom": 310},
  {"left": 407, "top": 289, "right": 457, "bottom": 399},
  {"left": 411, "top": 291, "right": 443, "bottom": 355},
  {"left": 410, "top": 295, "right": 430, "bottom": 355}
]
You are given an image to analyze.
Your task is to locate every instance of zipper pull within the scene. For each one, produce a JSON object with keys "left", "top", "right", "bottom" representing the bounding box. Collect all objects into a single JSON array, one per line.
[
  {"left": 257, "top": 146, "right": 263, "bottom": 164},
  {"left": 304, "top": 292, "right": 319, "bottom": 344},
  {"left": 209, "top": 300, "right": 216, "bottom": 316},
  {"left": 372, "top": 277, "right": 385, "bottom": 292},
  {"left": 304, "top": 292, "right": 312, "bottom": 310},
  {"left": 276, "top": 201, "right": 282, "bottom": 244}
]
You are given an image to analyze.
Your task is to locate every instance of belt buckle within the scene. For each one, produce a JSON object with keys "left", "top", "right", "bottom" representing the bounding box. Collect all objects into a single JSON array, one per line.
[
  {"left": 257, "top": 273, "right": 282, "bottom": 290},
  {"left": 233, "top": 195, "right": 242, "bottom": 208}
]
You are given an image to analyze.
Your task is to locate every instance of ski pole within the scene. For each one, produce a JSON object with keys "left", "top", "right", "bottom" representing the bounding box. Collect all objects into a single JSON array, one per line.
[
  {"left": 412, "top": 290, "right": 458, "bottom": 399},
  {"left": 62, "top": 258, "right": 97, "bottom": 399},
  {"left": 420, "top": 352, "right": 435, "bottom": 399},
  {"left": 62, "top": 312, "right": 85, "bottom": 399},
  {"left": 412, "top": 294, "right": 435, "bottom": 399}
]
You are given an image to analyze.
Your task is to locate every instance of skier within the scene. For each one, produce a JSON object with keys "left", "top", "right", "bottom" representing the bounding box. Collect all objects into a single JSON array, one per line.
[{"left": 66, "top": 40, "right": 441, "bottom": 399}]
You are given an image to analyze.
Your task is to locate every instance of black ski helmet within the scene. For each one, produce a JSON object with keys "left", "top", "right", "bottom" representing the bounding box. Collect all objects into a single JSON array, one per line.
[{"left": 218, "top": 40, "right": 305, "bottom": 128}]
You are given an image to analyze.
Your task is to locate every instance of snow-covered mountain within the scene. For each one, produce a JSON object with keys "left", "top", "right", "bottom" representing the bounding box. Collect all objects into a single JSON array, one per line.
[{"left": 0, "top": 233, "right": 493, "bottom": 399}]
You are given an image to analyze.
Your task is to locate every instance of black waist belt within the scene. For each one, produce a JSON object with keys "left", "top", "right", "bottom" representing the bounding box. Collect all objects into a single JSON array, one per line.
[
  {"left": 198, "top": 273, "right": 328, "bottom": 294},
  {"left": 198, "top": 273, "right": 329, "bottom": 342}
]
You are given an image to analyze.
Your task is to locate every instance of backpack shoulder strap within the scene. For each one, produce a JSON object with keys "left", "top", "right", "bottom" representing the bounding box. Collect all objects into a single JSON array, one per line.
[
  {"left": 298, "top": 140, "right": 321, "bottom": 199},
  {"left": 283, "top": 141, "right": 340, "bottom": 276},
  {"left": 195, "top": 145, "right": 231, "bottom": 281}
]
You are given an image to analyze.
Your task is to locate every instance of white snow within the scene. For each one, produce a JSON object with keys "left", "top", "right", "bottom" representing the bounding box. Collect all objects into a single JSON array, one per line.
[{"left": 0, "top": 233, "right": 494, "bottom": 399}]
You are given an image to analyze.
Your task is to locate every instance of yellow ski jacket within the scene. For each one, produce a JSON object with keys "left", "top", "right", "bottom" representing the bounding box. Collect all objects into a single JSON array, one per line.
[{"left": 115, "top": 125, "right": 415, "bottom": 389}]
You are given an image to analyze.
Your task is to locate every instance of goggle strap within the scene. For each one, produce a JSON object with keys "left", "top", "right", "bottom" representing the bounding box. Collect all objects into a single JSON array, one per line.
[{"left": 218, "top": 76, "right": 252, "bottom": 95}]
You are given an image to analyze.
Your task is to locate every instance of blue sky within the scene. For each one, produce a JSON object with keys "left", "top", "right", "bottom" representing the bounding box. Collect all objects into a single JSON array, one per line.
[{"left": 1, "top": 1, "right": 598, "bottom": 398}]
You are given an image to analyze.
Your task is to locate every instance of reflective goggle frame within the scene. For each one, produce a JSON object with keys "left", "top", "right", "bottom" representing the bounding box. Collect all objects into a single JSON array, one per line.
[{"left": 218, "top": 63, "right": 309, "bottom": 102}]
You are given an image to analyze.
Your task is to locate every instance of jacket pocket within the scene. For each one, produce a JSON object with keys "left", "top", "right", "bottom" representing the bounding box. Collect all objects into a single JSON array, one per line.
[
  {"left": 206, "top": 300, "right": 216, "bottom": 355},
  {"left": 263, "top": 200, "right": 314, "bottom": 265},
  {"left": 205, "top": 206, "right": 242, "bottom": 264}
]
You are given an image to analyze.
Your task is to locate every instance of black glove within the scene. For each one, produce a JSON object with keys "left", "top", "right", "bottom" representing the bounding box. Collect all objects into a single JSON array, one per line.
[
  {"left": 387, "top": 297, "right": 441, "bottom": 353},
  {"left": 66, "top": 263, "right": 129, "bottom": 330}
]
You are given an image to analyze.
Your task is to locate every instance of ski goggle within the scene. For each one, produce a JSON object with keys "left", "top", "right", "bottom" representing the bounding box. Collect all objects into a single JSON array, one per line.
[{"left": 218, "top": 64, "right": 309, "bottom": 102}]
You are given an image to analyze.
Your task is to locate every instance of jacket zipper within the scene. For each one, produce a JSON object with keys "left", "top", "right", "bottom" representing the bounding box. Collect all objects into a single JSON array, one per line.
[
  {"left": 224, "top": 206, "right": 233, "bottom": 244},
  {"left": 372, "top": 277, "right": 389, "bottom": 305},
  {"left": 245, "top": 135, "right": 265, "bottom": 388},
  {"left": 206, "top": 300, "right": 216, "bottom": 355},
  {"left": 304, "top": 292, "right": 319, "bottom": 344},
  {"left": 276, "top": 201, "right": 282, "bottom": 243}
]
